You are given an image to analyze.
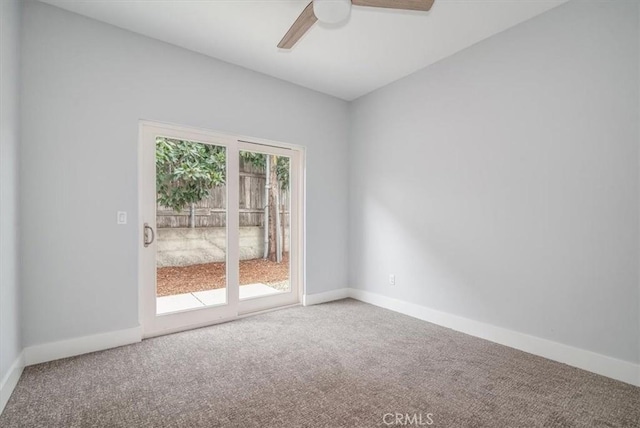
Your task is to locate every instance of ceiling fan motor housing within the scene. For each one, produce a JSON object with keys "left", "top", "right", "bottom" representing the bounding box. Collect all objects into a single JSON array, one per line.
[{"left": 313, "top": 0, "right": 351, "bottom": 24}]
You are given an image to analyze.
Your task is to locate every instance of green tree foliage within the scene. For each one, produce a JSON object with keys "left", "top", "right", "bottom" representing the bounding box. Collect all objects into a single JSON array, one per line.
[{"left": 155, "top": 137, "right": 226, "bottom": 212}]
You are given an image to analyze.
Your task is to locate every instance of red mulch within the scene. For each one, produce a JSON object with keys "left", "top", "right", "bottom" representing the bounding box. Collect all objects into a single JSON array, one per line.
[{"left": 156, "top": 254, "right": 289, "bottom": 296}]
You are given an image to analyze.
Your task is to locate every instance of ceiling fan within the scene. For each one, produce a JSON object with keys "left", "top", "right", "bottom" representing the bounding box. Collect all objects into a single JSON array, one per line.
[{"left": 278, "top": 0, "right": 435, "bottom": 49}]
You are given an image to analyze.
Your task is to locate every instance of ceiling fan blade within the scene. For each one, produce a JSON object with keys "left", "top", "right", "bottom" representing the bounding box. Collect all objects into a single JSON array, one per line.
[
  {"left": 278, "top": 2, "right": 318, "bottom": 49},
  {"left": 351, "top": 0, "right": 434, "bottom": 11}
]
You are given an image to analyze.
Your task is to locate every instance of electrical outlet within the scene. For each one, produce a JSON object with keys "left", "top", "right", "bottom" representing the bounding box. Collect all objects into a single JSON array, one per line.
[{"left": 389, "top": 274, "right": 395, "bottom": 285}]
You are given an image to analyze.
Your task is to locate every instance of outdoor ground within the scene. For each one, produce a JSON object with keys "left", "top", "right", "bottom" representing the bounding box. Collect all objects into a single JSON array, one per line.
[{"left": 157, "top": 254, "right": 289, "bottom": 296}]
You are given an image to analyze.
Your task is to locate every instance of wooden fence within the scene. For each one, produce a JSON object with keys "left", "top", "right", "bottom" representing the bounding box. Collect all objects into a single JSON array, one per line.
[{"left": 157, "top": 157, "right": 290, "bottom": 228}]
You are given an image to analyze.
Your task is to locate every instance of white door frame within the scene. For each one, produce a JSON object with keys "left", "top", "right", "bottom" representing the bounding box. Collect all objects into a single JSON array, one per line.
[{"left": 138, "top": 120, "right": 305, "bottom": 338}]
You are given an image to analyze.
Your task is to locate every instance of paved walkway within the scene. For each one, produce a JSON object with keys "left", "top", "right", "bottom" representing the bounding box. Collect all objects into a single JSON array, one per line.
[{"left": 157, "top": 283, "right": 283, "bottom": 314}]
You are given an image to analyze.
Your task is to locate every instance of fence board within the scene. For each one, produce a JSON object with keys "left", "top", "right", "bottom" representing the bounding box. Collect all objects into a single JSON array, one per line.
[{"left": 157, "top": 156, "right": 289, "bottom": 228}]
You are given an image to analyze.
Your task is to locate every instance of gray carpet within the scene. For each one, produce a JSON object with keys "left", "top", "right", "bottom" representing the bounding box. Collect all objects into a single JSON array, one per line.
[{"left": 1, "top": 299, "right": 638, "bottom": 427}]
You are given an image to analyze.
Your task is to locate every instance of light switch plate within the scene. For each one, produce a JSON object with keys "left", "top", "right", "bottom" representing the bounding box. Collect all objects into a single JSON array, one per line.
[{"left": 117, "top": 211, "right": 127, "bottom": 225}]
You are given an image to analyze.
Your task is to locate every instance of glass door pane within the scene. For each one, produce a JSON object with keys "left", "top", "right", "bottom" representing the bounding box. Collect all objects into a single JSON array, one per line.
[
  {"left": 238, "top": 150, "right": 291, "bottom": 301},
  {"left": 155, "top": 136, "right": 228, "bottom": 314}
]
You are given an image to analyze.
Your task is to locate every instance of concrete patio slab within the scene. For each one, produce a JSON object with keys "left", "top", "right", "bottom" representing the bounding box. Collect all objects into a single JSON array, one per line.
[
  {"left": 156, "top": 283, "right": 283, "bottom": 314},
  {"left": 157, "top": 292, "right": 204, "bottom": 314},
  {"left": 239, "top": 283, "right": 283, "bottom": 300},
  {"left": 192, "top": 288, "right": 227, "bottom": 306}
]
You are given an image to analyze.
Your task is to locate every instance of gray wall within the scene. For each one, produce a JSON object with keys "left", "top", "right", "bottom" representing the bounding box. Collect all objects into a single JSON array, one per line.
[
  {"left": 349, "top": 0, "right": 639, "bottom": 364},
  {"left": 20, "top": 1, "right": 349, "bottom": 347},
  {"left": 0, "top": 0, "right": 22, "bottom": 382}
]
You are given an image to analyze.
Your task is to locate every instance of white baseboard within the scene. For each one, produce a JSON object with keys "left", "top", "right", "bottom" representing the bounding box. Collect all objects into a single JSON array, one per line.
[
  {"left": 348, "top": 288, "right": 640, "bottom": 387},
  {"left": 0, "top": 351, "right": 24, "bottom": 415},
  {"left": 12, "top": 292, "right": 640, "bottom": 389},
  {"left": 24, "top": 326, "right": 142, "bottom": 366},
  {"left": 303, "top": 288, "right": 350, "bottom": 306}
]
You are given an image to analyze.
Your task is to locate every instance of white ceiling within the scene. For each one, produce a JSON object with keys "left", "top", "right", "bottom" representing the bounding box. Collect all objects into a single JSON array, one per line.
[{"left": 40, "top": 0, "right": 568, "bottom": 100}]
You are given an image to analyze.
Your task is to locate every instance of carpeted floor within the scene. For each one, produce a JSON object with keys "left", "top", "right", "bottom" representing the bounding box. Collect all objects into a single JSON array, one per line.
[{"left": 1, "top": 299, "right": 638, "bottom": 427}]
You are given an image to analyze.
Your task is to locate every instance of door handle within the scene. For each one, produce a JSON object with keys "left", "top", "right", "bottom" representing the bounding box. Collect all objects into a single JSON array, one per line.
[{"left": 143, "top": 223, "right": 155, "bottom": 247}]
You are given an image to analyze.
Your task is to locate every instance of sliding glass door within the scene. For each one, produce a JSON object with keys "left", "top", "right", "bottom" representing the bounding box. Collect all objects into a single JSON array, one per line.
[{"left": 140, "top": 122, "right": 302, "bottom": 337}]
